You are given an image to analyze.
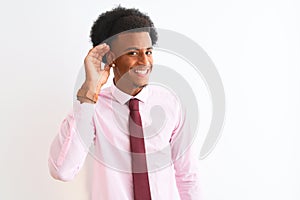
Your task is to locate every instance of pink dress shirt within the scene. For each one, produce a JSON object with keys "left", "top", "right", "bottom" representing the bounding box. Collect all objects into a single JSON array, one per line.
[{"left": 48, "top": 83, "right": 202, "bottom": 200}]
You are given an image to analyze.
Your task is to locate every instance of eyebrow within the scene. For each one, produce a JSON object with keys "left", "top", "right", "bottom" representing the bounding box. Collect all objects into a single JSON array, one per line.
[{"left": 123, "top": 47, "right": 153, "bottom": 52}]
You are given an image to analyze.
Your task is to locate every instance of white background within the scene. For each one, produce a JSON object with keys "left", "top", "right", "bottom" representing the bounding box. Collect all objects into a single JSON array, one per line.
[{"left": 0, "top": 0, "right": 299, "bottom": 199}]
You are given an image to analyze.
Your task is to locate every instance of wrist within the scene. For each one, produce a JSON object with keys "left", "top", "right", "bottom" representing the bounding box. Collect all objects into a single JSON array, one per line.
[
  {"left": 77, "top": 88, "right": 98, "bottom": 104},
  {"left": 81, "top": 80, "right": 102, "bottom": 94},
  {"left": 77, "top": 96, "right": 95, "bottom": 104}
]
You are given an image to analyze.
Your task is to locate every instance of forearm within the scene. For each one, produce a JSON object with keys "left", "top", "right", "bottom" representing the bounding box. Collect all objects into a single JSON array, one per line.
[
  {"left": 174, "top": 146, "right": 202, "bottom": 200},
  {"left": 48, "top": 102, "right": 96, "bottom": 181},
  {"left": 171, "top": 107, "right": 202, "bottom": 199}
]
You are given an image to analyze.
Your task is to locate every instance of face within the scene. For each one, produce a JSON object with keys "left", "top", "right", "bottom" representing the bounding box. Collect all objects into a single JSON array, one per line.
[{"left": 109, "top": 32, "right": 153, "bottom": 93}]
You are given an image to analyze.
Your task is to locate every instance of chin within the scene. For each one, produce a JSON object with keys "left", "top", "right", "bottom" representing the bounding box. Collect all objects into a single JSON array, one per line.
[
  {"left": 139, "top": 83, "right": 148, "bottom": 88},
  {"left": 133, "top": 81, "right": 148, "bottom": 88}
]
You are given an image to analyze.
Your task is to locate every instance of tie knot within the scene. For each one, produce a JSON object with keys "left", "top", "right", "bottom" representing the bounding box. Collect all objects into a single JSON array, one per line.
[{"left": 129, "top": 98, "right": 139, "bottom": 111}]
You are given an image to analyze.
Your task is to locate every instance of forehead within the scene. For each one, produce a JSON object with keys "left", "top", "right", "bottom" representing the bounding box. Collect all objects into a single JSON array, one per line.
[{"left": 111, "top": 32, "right": 152, "bottom": 54}]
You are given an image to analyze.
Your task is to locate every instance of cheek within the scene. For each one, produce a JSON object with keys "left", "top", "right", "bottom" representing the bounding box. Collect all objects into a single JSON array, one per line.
[
  {"left": 149, "top": 58, "right": 153, "bottom": 64},
  {"left": 117, "top": 57, "right": 135, "bottom": 68},
  {"left": 147, "top": 55, "right": 153, "bottom": 63},
  {"left": 115, "top": 59, "right": 132, "bottom": 75}
]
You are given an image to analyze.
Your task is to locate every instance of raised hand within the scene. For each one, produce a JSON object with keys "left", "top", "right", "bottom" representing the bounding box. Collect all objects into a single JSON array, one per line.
[{"left": 82, "top": 43, "right": 111, "bottom": 93}]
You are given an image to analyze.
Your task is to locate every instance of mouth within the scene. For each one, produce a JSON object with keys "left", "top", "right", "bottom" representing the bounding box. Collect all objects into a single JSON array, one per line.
[
  {"left": 131, "top": 66, "right": 151, "bottom": 77},
  {"left": 134, "top": 69, "right": 149, "bottom": 75}
]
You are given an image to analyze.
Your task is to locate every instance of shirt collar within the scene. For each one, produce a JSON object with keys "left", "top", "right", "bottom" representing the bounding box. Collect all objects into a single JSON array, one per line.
[{"left": 111, "top": 82, "right": 149, "bottom": 105}]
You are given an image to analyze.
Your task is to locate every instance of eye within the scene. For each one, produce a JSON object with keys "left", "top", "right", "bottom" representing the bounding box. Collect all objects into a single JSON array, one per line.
[
  {"left": 146, "top": 51, "right": 152, "bottom": 55},
  {"left": 127, "top": 51, "right": 138, "bottom": 56}
]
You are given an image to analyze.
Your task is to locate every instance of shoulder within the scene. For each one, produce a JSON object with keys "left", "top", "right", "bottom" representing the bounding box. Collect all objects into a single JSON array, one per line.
[
  {"left": 146, "top": 84, "right": 182, "bottom": 114},
  {"left": 95, "top": 86, "right": 114, "bottom": 108},
  {"left": 98, "top": 86, "right": 112, "bottom": 99},
  {"left": 147, "top": 84, "right": 180, "bottom": 103}
]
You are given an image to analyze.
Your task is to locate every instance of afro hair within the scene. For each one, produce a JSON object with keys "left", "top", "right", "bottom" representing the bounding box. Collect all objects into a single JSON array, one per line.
[{"left": 90, "top": 6, "right": 158, "bottom": 62}]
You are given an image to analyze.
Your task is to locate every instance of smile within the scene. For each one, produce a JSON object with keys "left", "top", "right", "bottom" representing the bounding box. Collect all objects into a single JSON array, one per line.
[
  {"left": 134, "top": 69, "right": 148, "bottom": 75},
  {"left": 132, "top": 68, "right": 150, "bottom": 77}
]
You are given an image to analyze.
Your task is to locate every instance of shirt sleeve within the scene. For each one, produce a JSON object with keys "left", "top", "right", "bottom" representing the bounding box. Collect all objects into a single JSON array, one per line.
[
  {"left": 170, "top": 105, "right": 202, "bottom": 200},
  {"left": 48, "top": 101, "right": 96, "bottom": 181}
]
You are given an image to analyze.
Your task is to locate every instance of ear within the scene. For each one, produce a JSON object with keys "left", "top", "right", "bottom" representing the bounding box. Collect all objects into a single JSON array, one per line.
[{"left": 105, "top": 51, "right": 116, "bottom": 66}]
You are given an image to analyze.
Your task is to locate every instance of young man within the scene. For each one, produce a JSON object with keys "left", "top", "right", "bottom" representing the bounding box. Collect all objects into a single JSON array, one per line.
[{"left": 49, "top": 6, "right": 201, "bottom": 200}]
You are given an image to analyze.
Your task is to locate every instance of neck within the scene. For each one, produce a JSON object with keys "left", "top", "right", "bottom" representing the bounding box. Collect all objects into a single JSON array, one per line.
[{"left": 113, "top": 78, "right": 144, "bottom": 96}]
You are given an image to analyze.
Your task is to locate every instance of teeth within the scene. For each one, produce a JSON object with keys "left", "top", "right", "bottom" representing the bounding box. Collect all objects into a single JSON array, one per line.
[{"left": 134, "top": 69, "right": 148, "bottom": 75}]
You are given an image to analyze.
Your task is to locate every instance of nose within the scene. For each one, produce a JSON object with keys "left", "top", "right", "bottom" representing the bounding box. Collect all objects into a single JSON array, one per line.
[{"left": 137, "top": 51, "right": 150, "bottom": 66}]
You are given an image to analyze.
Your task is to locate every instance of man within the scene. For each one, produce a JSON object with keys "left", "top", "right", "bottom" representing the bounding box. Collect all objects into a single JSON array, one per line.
[{"left": 49, "top": 6, "right": 201, "bottom": 200}]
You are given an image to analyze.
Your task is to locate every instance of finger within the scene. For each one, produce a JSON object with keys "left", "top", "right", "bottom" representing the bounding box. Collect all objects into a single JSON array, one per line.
[
  {"left": 89, "top": 49, "right": 109, "bottom": 62},
  {"left": 87, "top": 49, "right": 100, "bottom": 60},
  {"left": 101, "top": 63, "right": 111, "bottom": 71},
  {"left": 92, "top": 44, "right": 109, "bottom": 54},
  {"left": 88, "top": 50, "right": 106, "bottom": 65},
  {"left": 93, "top": 43, "right": 110, "bottom": 57},
  {"left": 93, "top": 58, "right": 101, "bottom": 68},
  {"left": 86, "top": 57, "right": 101, "bottom": 70},
  {"left": 104, "top": 64, "right": 111, "bottom": 71}
]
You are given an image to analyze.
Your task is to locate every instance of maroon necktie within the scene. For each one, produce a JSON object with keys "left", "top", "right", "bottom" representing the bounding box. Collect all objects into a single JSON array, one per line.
[{"left": 128, "top": 98, "right": 151, "bottom": 200}]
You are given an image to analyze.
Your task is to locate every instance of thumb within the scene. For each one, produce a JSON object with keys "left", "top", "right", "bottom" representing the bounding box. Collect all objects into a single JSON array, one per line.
[{"left": 104, "top": 64, "right": 111, "bottom": 71}]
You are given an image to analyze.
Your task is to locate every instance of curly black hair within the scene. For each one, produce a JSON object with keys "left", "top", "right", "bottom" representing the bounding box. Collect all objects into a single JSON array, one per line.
[{"left": 90, "top": 6, "right": 158, "bottom": 63}]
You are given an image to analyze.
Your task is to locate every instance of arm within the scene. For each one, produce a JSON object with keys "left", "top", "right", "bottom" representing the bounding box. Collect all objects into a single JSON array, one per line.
[
  {"left": 48, "top": 102, "right": 95, "bottom": 181},
  {"left": 170, "top": 107, "right": 202, "bottom": 200},
  {"left": 48, "top": 43, "right": 111, "bottom": 181}
]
